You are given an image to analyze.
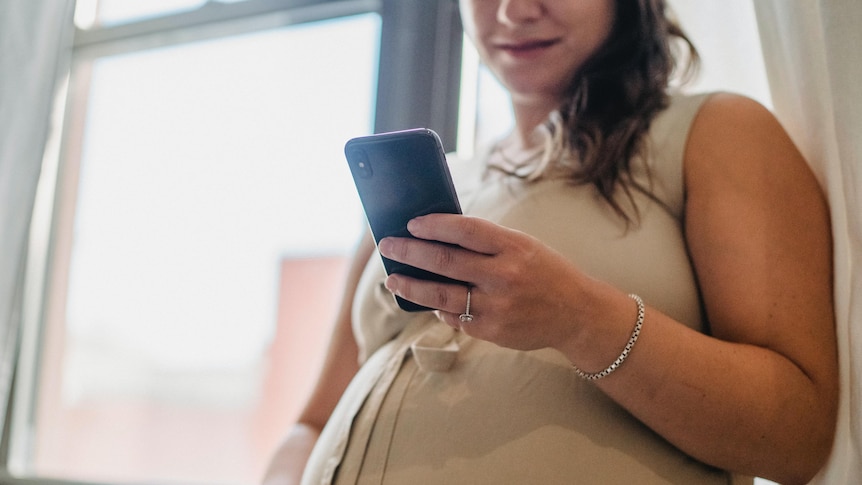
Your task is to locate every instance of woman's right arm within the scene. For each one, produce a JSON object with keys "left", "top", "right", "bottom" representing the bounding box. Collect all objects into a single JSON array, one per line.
[{"left": 261, "top": 231, "right": 376, "bottom": 485}]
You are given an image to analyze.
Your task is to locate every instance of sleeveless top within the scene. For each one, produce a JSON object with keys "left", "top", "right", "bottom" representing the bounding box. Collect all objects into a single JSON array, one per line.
[{"left": 301, "top": 93, "right": 753, "bottom": 484}]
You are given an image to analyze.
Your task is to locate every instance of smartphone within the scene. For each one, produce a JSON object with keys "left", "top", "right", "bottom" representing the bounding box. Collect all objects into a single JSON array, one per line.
[{"left": 345, "top": 128, "right": 463, "bottom": 312}]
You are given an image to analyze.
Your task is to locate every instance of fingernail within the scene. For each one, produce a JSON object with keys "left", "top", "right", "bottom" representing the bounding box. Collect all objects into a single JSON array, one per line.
[
  {"left": 377, "top": 238, "right": 391, "bottom": 256},
  {"left": 407, "top": 217, "right": 422, "bottom": 234},
  {"left": 384, "top": 275, "right": 397, "bottom": 293}
]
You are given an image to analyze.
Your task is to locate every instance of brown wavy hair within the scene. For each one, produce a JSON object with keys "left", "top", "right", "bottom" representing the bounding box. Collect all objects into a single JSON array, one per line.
[{"left": 534, "top": 0, "right": 700, "bottom": 221}]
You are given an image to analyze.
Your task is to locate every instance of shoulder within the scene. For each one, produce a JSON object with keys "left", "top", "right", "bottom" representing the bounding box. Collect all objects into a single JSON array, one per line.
[
  {"left": 656, "top": 91, "right": 773, "bottom": 140},
  {"left": 686, "top": 92, "right": 786, "bottom": 161},
  {"left": 648, "top": 92, "right": 713, "bottom": 144},
  {"left": 687, "top": 92, "right": 782, "bottom": 154},
  {"left": 683, "top": 92, "right": 817, "bottom": 200}
]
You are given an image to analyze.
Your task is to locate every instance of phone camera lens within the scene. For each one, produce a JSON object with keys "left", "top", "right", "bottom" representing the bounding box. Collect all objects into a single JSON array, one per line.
[{"left": 350, "top": 148, "right": 373, "bottom": 179}]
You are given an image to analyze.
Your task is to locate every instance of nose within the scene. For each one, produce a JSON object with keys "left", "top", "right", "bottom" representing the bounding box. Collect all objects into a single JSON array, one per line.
[{"left": 497, "top": 0, "right": 543, "bottom": 26}]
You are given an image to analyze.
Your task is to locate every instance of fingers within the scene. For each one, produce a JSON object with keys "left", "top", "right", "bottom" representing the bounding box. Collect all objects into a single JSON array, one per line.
[
  {"left": 378, "top": 236, "right": 482, "bottom": 284},
  {"left": 384, "top": 273, "right": 475, "bottom": 318},
  {"left": 377, "top": 214, "right": 493, "bottom": 325},
  {"left": 385, "top": 274, "right": 489, "bottom": 338},
  {"left": 378, "top": 214, "right": 528, "bottom": 282},
  {"left": 378, "top": 214, "right": 540, "bottom": 338},
  {"left": 407, "top": 214, "right": 504, "bottom": 255}
]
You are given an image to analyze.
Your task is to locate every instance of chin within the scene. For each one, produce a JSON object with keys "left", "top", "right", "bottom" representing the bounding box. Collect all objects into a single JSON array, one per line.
[{"left": 494, "top": 68, "right": 569, "bottom": 101}]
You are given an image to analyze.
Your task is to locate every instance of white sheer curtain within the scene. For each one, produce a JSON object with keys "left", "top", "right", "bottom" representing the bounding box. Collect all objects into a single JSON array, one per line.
[
  {"left": 754, "top": 1, "right": 862, "bottom": 483},
  {"left": 0, "top": 0, "right": 74, "bottom": 435}
]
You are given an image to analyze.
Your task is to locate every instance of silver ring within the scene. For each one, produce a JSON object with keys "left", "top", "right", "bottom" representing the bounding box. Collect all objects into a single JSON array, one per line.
[{"left": 459, "top": 287, "right": 474, "bottom": 323}]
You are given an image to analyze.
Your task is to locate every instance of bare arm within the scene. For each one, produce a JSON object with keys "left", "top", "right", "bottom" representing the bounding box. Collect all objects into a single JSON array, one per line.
[
  {"left": 377, "top": 94, "right": 838, "bottom": 483},
  {"left": 571, "top": 95, "right": 838, "bottom": 483},
  {"left": 262, "top": 231, "right": 375, "bottom": 485}
]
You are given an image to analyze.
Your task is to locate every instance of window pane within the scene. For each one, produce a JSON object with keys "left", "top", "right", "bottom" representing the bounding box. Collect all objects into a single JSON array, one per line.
[
  {"left": 456, "top": 37, "right": 513, "bottom": 158},
  {"left": 76, "top": 0, "right": 220, "bottom": 28},
  {"left": 33, "top": 13, "right": 378, "bottom": 485}
]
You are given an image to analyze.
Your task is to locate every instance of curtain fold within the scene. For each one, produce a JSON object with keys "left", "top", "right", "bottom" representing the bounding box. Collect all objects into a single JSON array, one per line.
[
  {"left": 754, "top": 1, "right": 862, "bottom": 483},
  {"left": 0, "top": 0, "right": 75, "bottom": 438}
]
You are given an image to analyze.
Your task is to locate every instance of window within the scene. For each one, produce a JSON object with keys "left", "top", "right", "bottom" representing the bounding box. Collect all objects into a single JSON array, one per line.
[{"left": 7, "top": 1, "right": 462, "bottom": 484}]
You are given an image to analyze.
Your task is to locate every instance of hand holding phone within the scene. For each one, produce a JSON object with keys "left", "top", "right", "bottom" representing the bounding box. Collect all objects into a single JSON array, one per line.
[{"left": 345, "top": 128, "right": 463, "bottom": 312}]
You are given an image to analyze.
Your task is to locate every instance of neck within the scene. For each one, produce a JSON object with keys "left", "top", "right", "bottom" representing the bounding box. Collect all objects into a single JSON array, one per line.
[{"left": 509, "top": 93, "right": 559, "bottom": 149}]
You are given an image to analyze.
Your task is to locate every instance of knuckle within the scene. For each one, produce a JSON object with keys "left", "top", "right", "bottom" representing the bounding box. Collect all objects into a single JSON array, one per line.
[
  {"left": 433, "top": 245, "right": 458, "bottom": 270},
  {"left": 393, "top": 239, "right": 411, "bottom": 260},
  {"left": 393, "top": 279, "right": 413, "bottom": 300},
  {"left": 460, "top": 216, "right": 481, "bottom": 239},
  {"left": 431, "top": 286, "right": 451, "bottom": 309},
  {"left": 496, "top": 262, "right": 522, "bottom": 287}
]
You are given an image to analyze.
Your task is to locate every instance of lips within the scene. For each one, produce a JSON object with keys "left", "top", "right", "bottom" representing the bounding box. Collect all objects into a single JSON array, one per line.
[{"left": 496, "top": 38, "right": 560, "bottom": 56}]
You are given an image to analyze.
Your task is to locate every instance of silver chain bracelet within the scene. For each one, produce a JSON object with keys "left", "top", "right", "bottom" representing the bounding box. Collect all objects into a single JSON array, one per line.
[{"left": 572, "top": 293, "right": 645, "bottom": 381}]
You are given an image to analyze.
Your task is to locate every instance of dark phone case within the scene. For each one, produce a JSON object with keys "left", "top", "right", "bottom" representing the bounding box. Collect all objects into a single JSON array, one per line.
[{"left": 345, "top": 128, "right": 463, "bottom": 312}]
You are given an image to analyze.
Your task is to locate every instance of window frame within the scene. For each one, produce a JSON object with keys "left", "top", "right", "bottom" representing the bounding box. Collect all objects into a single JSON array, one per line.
[{"left": 1, "top": 0, "right": 463, "bottom": 483}]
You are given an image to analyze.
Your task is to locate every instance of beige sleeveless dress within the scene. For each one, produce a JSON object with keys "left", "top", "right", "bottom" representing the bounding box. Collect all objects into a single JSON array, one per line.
[{"left": 301, "top": 93, "right": 753, "bottom": 484}]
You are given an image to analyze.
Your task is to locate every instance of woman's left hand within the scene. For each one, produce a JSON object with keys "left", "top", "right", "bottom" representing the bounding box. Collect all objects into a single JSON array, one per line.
[{"left": 377, "top": 213, "right": 588, "bottom": 352}]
